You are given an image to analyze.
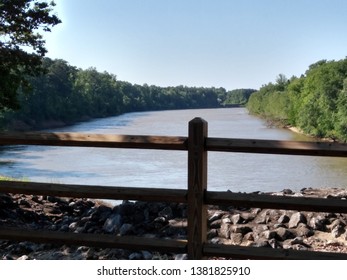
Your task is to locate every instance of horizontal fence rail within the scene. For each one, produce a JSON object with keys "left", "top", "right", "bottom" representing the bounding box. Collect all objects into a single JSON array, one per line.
[
  {"left": 1, "top": 117, "right": 347, "bottom": 260},
  {"left": 0, "top": 132, "right": 188, "bottom": 150},
  {"left": 0, "top": 181, "right": 187, "bottom": 203},
  {"left": 207, "top": 137, "right": 347, "bottom": 157},
  {"left": 203, "top": 243, "right": 347, "bottom": 260},
  {"left": 205, "top": 191, "right": 347, "bottom": 213},
  {"left": 0, "top": 227, "right": 187, "bottom": 254}
]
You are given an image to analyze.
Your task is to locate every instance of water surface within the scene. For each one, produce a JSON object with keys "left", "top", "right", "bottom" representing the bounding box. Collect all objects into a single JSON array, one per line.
[{"left": 1, "top": 108, "right": 346, "bottom": 193}]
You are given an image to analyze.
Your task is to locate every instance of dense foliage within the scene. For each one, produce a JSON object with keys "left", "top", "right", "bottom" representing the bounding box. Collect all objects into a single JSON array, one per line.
[
  {"left": 223, "top": 88, "right": 256, "bottom": 106},
  {"left": 1, "top": 58, "right": 255, "bottom": 130},
  {"left": 247, "top": 58, "right": 347, "bottom": 142},
  {"left": 0, "top": 0, "right": 61, "bottom": 110}
]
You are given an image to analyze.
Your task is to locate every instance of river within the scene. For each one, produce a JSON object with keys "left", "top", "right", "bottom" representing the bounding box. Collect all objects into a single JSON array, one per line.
[{"left": 1, "top": 108, "right": 347, "bottom": 193}]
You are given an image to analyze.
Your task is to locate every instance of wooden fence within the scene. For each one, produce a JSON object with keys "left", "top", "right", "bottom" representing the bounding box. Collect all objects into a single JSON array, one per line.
[{"left": 1, "top": 117, "right": 347, "bottom": 259}]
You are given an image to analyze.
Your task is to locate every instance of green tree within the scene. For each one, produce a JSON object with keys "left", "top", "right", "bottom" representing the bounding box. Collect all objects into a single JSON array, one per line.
[
  {"left": 297, "top": 59, "right": 347, "bottom": 137},
  {"left": 224, "top": 88, "right": 256, "bottom": 106},
  {"left": 0, "top": 0, "right": 61, "bottom": 110},
  {"left": 336, "top": 78, "right": 347, "bottom": 141}
]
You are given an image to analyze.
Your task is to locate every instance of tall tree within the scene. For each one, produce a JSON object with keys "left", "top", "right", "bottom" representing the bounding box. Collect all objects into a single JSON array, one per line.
[{"left": 0, "top": 0, "right": 61, "bottom": 110}]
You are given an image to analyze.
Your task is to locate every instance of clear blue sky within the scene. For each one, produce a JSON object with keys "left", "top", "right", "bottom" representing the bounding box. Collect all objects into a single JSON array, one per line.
[{"left": 45, "top": 0, "right": 347, "bottom": 90}]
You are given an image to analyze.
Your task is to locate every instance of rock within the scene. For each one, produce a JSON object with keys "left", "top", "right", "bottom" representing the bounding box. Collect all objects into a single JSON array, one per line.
[
  {"left": 208, "top": 211, "right": 224, "bottom": 223},
  {"left": 309, "top": 216, "right": 327, "bottom": 231},
  {"left": 273, "top": 223, "right": 285, "bottom": 229},
  {"left": 268, "top": 238, "right": 282, "bottom": 249},
  {"left": 77, "top": 246, "right": 89, "bottom": 253},
  {"left": 331, "top": 224, "right": 345, "bottom": 238},
  {"left": 59, "top": 224, "right": 69, "bottom": 232},
  {"left": 3, "top": 189, "right": 347, "bottom": 260},
  {"left": 95, "top": 205, "right": 113, "bottom": 222},
  {"left": 154, "top": 216, "right": 167, "bottom": 224},
  {"left": 230, "top": 225, "right": 253, "bottom": 235},
  {"left": 219, "top": 223, "right": 231, "bottom": 239},
  {"left": 251, "top": 208, "right": 262, "bottom": 215},
  {"left": 294, "top": 223, "right": 314, "bottom": 237},
  {"left": 221, "top": 217, "right": 232, "bottom": 224},
  {"left": 2, "top": 254, "right": 14, "bottom": 260},
  {"left": 175, "top": 254, "right": 188, "bottom": 260},
  {"left": 341, "top": 232, "right": 347, "bottom": 241},
  {"left": 47, "top": 196, "right": 64, "bottom": 204},
  {"left": 43, "top": 205, "right": 62, "bottom": 215},
  {"left": 291, "top": 244, "right": 308, "bottom": 251},
  {"left": 73, "top": 226, "right": 84, "bottom": 233},
  {"left": 275, "top": 227, "right": 295, "bottom": 241},
  {"left": 254, "top": 210, "right": 269, "bottom": 224},
  {"left": 207, "top": 229, "right": 218, "bottom": 239},
  {"left": 243, "top": 232, "right": 254, "bottom": 242},
  {"left": 209, "top": 237, "right": 221, "bottom": 244},
  {"left": 128, "top": 252, "right": 142, "bottom": 260},
  {"left": 288, "top": 212, "right": 306, "bottom": 228},
  {"left": 119, "top": 201, "right": 135, "bottom": 216},
  {"left": 68, "top": 222, "right": 78, "bottom": 231},
  {"left": 103, "top": 214, "right": 122, "bottom": 233},
  {"left": 282, "top": 189, "right": 294, "bottom": 194},
  {"left": 230, "top": 233, "right": 243, "bottom": 245},
  {"left": 19, "top": 199, "right": 31, "bottom": 208},
  {"left": 209, "top": 219, "right": 222, "bottom": 229},
  {"left": 141, "top": 251, "right": 153, "bottom": 260},
  {"left": 282, "top": 189, "right": 294, "bottom": 195},
  {"left": 17, "top": 255, "right": 29, "bottom": 260},
  {"left": 253, "top": 224, "right": 269, "bottom": 235},
  {"left": 291, "top": 237, "right": 308, "bottom": 246},
  {"left": 267, "top": 210, "right": 283, "bottom": 222},
  {"left": 328, "top": 219, "right": 346, "bottom": 231},
  {"left": 251, "top": 238, "right": 270, "bottom": 248},
  {"left": 278, "top": 214, "right": 290, "bottom": 224},
  {"left": 68, "top": 201, "right": 76, "bottom": 208},
  {"left": 231, "top": 214, "right": 244, "bottom": 225},
  {"left": 158, "top": 207, "right": 173, "bottom": 220},
  {"left": 240, "top": 212, "right": 256, "bottom": 223},
  {"left": 259, "top": 230, "right": 277, "bottom": 240},
  {"left": 119, "top": 223, "right": 134, "bottom": 236}
]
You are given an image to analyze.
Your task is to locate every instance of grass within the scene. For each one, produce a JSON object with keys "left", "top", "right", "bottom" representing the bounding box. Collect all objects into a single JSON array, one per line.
[{"left": 0, "top": 175, "right": 28, "bottom": 181}]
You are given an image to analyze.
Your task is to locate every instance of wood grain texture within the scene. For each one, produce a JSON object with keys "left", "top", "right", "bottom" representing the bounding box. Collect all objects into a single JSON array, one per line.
[
  {"left": 0, "top": 227, "right": 187, "bottom": 253},
  {"left": 0, "top": 132, "right": 188, "bottom": 150},
  {"left": 205, "top": 191, "right": 347, "bottom": 213},
  {"left": 0, "top": 181, "right": 187, "bottom": 203},
  {"left": 187, "top": 118, "right": 208, "bottom": 259},
  {"left": 203, "top": 243, "right": 347, "bottom": 260},
  {"left": 207, "top": 137, "right": 347, "bottom": 157}
]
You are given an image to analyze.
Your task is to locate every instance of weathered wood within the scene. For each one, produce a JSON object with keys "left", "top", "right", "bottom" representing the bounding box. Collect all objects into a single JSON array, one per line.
[
  {"left": 206, "top": 137, "right": 347, "bottom": 157},
  {"left": 205, "top": 191, "right": 347, "bottom": 213},
  {"left": 0, "top": 181, "right": 187, "bottom": 203},
  {"left": 0, "top": 132, "right": 188, "bottom": 150},
  {"left": 203, "top": 243, "right": 347, "bottom": 260},
  {"left": 0, "top": 227, "right": 187, "bottom": 253},
  {"left": 187, "top": 117, "right": 208, "bottom": 260}
]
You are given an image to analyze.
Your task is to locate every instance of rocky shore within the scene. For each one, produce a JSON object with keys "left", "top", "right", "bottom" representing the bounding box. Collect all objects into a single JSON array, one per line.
[{"left": 1, "top": 188, "right": 347, "bottom": 260}]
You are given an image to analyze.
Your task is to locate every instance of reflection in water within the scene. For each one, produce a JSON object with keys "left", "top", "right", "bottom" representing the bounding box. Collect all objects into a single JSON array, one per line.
[{"left": 0, "top": 108, "right": 346, "bottom": 192}]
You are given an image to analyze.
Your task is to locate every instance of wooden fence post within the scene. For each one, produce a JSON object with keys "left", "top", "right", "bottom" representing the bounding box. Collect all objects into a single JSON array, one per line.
[{"left": 187, "top": 117, "right": 208, "bottom": 259}]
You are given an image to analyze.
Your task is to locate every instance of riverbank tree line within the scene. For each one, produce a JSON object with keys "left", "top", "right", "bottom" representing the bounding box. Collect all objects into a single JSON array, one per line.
[
  {"left": 1, "top": 1, "right": 255, "bottom": 131},
  {"left": 247, "top": 58, "right": 347, "bottom": 142},
  {"left": 0, "top": 58, "right": 255, "bottom": 130}
]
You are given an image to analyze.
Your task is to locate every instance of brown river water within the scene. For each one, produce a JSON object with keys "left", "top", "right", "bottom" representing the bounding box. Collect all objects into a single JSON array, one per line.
[{"left": 1, "top": 108, "right": 347, "bottom": 193}]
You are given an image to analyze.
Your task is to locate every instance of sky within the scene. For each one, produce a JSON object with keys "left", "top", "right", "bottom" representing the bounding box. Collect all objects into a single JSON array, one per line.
[{"left": 44, "top": 0, "right": 347, "bottom": 90}]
